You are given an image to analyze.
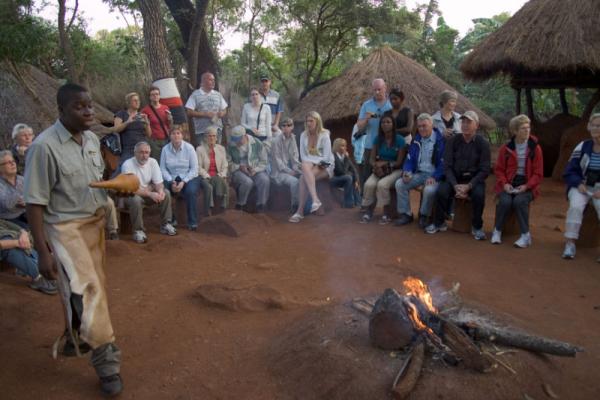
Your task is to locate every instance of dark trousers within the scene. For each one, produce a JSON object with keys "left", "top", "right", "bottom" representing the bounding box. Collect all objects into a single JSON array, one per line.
[
  {"left": 330, "top": 174, "right": 355, "bottom": 208},
  {"left": 494, "top": 191, "right": 533, "bottom": 234},
  {"left": 165, "top": 177, "right": 201, "bottom": 227},
  {"left": 358, "top": 149, "right": 372, "bottom": 191},
  {"left": 434, "top": 181, "right": 486, "bottom": 229}
]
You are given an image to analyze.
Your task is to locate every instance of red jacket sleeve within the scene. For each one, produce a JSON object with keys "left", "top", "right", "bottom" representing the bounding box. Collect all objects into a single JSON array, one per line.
[{"left": 494, "top": 145, "right": 509, "bottom": 191}]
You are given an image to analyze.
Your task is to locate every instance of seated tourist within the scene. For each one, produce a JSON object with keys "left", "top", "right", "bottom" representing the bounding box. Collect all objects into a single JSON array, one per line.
[
  {"left": 270, "top": 118, "right": 302, "bottom": 211},
  {"left": 395, "top": 113, "right": 445, "bottom": 228},
  {"left": 11, "top": 123, "right": 35, "bottom": 175},
  {"left": 0, "top": 219, "right": 57, "bottom": 295},
  {"left": 289, "top": 111, "right": 334, "bottom": 223},
  {"left": 492, "top": 115, "right": 543, "bottom": 248},
  {"left": 561, "top": 112, "right": 600, "bottom": 261},
  {"left": 0, "top": 151, "right": 28, "bottom": 228},
  {"left": 197, "top": 126, "right": 229, "bottom": 215},
  {"left": 160, "top": 126, "right": 200, "bottom": 230},
  {"left": 122, "top": 141, "right": 176, "bottom": 243},
  {"left": 227, "top": 125, "right": 270, "bottom": 212},
  {"left": 426, "top": 111, "right": 491, "bottom": 240},
  {"left": 331, "top": 138, "right": 360, "bottom": 208},
  {"left": 361, "top": 115, "right": 406, "bottom": 224}
]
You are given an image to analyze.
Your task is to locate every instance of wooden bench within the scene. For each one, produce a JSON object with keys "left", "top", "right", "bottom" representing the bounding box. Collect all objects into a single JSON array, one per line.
[
  {"left": 451, "top": 198, "right": 472, "bottom": 233},
  {"left": 579, "top": 203, "right": 600, "bottom": 249}
]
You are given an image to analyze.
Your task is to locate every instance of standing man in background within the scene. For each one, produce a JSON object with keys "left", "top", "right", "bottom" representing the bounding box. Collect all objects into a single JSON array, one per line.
[
  {"left": 259, "top": 76, "right": 284, "bottom": 136},
  {"left": 356, "top": 78, "right": 392, "bottom": 188},
  {"left": 185, "top": 72, "right": 228, "bottom": 146}
]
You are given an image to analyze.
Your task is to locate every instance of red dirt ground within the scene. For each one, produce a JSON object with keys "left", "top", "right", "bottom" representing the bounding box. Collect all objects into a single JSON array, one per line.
[{"left": 1, "top": 179, "right": 599, "bottom": 400}]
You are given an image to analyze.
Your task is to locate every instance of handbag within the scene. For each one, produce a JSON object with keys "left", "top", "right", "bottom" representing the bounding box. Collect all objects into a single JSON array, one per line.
[{"left": 100, "top": 133, "right": 122, "bottom": 156}]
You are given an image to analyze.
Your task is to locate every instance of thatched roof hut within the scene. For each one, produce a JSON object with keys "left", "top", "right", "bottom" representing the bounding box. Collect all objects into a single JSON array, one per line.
[
  {"left": 291, "top": 47, "right": 496, "bottom": 137},
  {"left": 0, "top": 61, "right": 114, "bottom": 148},
  {"left": 460, "top": 0, "right": 600, "bottom": 178},
  {"left": 460, "top": 0, "right": 600, "bottom": 89}
]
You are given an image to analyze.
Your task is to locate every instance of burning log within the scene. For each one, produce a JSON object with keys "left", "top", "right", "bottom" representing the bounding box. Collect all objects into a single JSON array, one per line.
[
  {"left": 391, "top": 340, "right": 425, "bottom": 400},
  {"left": 440, "top": 319, "right": 491, "bottom": 372},
  {"left": 462, "top": 323, "right": 584, "bottom": 357},
  {"left": 369, "top": 288, "right": 416, "bottom": 350}
]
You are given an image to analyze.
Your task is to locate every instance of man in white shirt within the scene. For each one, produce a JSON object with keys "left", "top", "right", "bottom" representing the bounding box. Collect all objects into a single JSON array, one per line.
[
  {"left": 122, "top": 141, "right": 177, "bottom": 243},
  {"left": 185, "top": 72, "right": 228, "bottom": 145}
]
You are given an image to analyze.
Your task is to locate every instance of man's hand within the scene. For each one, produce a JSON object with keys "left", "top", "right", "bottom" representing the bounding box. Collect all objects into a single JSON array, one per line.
[
  {"left": 503, "top": 183, "right": 514, "bottom": 193},
  {"left": 402, "top": 173, "right": 412, "bottom": 184},
  {"left": 205, "top": 111, "right": 217, "bottom": 119},
  {"left": 515, "top": 184, "right": 527, "bottom": 193},
  {"left": 18, "top": 230, "right": 31, "bottom": 250},
  {"left": 454, "top": 184, "right": 470, "bottom": 199},
  {"left": 444, "top": 128, "right": 454, "bottom": 138},
  {"left": 16, "top": 197, "right": 26, "bottom": 208},
  {"left": 593, "top": 190, "right": 600, "bottom": 199},
  {"left": 578, "top": 183, "right": 587, "bottom": 194},
  {"left": 239, "top": 165, "right": 250, "bottom": 176},
  {"left": 38, "top": 249, "right": 58, "bottom": 280},
  {"left": 425, "top": 177, "right": 436, "bottom": 186},
  {"left": 248, "top": 166, "right": 256, "bottom": 176}
]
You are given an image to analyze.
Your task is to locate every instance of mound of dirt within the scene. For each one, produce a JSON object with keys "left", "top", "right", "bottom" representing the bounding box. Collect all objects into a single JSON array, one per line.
[
  {"left": 265, "top": 301, "right": 569, "bottom": 400},
  {"left": 198, "top": 211, "right": 275, "bottom": 237},
  {"left": 194, "top": 282, "right": 287, "bottom": 311}
]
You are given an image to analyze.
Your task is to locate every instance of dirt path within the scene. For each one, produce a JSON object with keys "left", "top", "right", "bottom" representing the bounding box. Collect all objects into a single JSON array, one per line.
[{"left": 1, "top": 180, "right": 599, "bottom": 399}]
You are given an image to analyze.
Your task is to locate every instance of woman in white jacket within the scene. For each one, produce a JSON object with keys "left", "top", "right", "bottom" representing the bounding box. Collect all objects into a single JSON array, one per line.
[
  {"left": 241, "top": 88, "right": 272, "bottom": 143},
  {"left": 289, "top": 111, "right": 334, "bottom": 222}
]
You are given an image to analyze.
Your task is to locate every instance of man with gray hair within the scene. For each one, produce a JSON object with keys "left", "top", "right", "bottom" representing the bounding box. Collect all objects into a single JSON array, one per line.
[
  {"left": 395, "top": 113, "right": 445, "bottom": 228},
  {"left": 122, "top": 141, "right": 176, "bottom": 243},
  {"left": 356, "top": 78, "right": 392, "bottom": 186}
]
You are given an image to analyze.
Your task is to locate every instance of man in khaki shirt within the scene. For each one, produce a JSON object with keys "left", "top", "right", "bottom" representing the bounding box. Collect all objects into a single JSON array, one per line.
[{"left": 25, "top": 83, "right": 124, "bottom": 397}]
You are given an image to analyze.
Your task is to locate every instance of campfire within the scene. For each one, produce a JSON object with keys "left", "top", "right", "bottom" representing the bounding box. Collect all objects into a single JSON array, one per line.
[{"left": 352, "top": 277, "right": 583, "bottom": 400}]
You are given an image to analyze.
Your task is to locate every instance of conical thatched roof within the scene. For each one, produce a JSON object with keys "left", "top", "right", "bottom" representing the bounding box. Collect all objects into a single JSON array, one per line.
[
  {"left": 461, "top": 0, "right": 600, "bottom": 88},
  {"left": 291, "top": 47, "right": 496, "bottom": 130},
  {"left": 0, "top": 61, "right": 114, "bottom": 148}
]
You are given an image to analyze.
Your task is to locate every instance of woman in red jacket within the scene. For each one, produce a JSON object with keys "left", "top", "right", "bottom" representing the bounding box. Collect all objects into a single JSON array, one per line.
[{"left": 491, "top": 114, "right": 543, "bottom": 248}]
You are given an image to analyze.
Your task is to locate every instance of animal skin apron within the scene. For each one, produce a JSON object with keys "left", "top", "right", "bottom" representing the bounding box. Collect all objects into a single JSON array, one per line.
[{"left": 44, "top": 209, "right": 115, "bottom": 349}]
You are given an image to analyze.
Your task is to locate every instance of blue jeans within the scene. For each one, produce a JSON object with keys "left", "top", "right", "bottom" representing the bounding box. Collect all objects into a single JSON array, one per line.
[
  {"left": 395, "top": 172, "right": 438, "bottom": 217},
  {"left": 0, "top": 240, "right": 39, "bottom": 279},
  {"left": 166, "top": 177, "right": 201, "bottom": 227},
  {"left": 330, "top": 174, "right": 356, "bottom": 208}
]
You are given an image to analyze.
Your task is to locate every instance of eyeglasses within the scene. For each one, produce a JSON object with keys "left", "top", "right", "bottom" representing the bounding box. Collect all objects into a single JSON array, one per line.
[
  {"left": 590, "top": 124, "right": 600, "bottom": 130},
  {"left": 282, "top": 124, "right": 293, "bottom": 127},
  {"left": 0, "top": 160, "right": 16, "bottom": 166}
]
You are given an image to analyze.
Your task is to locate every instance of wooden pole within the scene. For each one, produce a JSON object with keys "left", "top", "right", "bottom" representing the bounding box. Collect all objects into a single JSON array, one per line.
[
  {"left": 525, "top": 88, "right": 535, "bottom": 120},
  {"left": 516, "top": 88, "right": 522, "bottom": 115},
  {"left": 559, "top": 88, "right": 569, "bottom": 114}
]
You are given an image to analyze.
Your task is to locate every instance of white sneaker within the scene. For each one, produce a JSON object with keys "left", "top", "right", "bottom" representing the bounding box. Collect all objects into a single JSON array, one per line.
[
  {"left": 133, "top": 230, "right": 147, "bottom": 244},
  {"left": 471, "top": 227, "right": 486, "bottom": 241},
  {"left": 514, "top": 232, "right": 531, "bottom": 248},
  {"left": 491, "top": 229, "right": 502, "bottom": 244},
  {"left": 562, "top": 242, "right": 576, "bottom": 259},
  {"left": 288, "top": 213, "right": 304, "bottom": 223},
  {"left": 160, "top": 223, "right": 177, "bottom": 236}
]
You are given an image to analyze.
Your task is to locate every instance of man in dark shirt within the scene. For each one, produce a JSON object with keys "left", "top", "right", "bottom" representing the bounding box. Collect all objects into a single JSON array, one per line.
[{"left": 426, "top": 111, "right": 491, "bottom": 240}]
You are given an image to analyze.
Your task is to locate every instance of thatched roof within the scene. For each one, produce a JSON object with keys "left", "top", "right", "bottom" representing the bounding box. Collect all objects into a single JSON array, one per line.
[
  {"left": 0, "top": 61, "right": 114, "bottom": 148},
  {"left": 291, "top": 46, "right": 496, "bottom": 130},
  {"left": 460, "top": 0, "right": 600, "bottom": 88}
]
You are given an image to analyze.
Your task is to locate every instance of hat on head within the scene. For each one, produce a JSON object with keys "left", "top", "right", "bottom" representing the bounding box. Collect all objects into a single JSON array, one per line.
[
  {"left": 229, "top": 125, "right": 246, "bottom": 142},
  {"left": 260, "top": 76, "right": 270, "bottom": 82},
  {"left": 460, "top": 110, "right": 479, "bottom": 123}
]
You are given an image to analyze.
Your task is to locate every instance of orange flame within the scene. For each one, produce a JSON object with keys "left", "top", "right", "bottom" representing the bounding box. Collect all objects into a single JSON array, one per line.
[{"left": 402, "top": 277, "right": 436, "bottom": 313}]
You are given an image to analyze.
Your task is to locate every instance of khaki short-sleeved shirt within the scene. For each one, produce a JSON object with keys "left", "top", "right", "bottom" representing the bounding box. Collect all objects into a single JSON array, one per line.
[{"left": 24, "top": 120, "right": 108, "bottom": 224}]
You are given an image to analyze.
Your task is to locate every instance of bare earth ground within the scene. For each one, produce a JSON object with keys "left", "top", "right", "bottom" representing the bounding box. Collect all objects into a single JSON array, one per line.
[{"left": 1, "top": 179, "right": 599, "bottom": 400}]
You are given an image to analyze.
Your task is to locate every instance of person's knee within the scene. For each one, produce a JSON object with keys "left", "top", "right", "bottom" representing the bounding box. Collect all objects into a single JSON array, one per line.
[
  {"left": 498, "top": 193, "right": 513, "bottom": 208},
  {"left": 128, "top": 195, "right": 143, "bottom": 207},
  {"left": 422, "top": 184, "right": 438, "bottom": 196},
  {"left": 513, "top": 194, "right": 530, "bottom": 208}
]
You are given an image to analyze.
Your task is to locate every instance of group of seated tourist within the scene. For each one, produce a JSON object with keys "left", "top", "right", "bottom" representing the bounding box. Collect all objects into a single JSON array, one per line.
[{"left": 1, "top": 77, "right": 599, "bottom": 295}]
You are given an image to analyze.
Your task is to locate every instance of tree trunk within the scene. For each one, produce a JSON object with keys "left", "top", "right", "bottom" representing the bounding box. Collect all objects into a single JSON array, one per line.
[
  {"left": 57, "top": 0, "right": 79, "bottom": 83},
  {"left": 163, "top": 0, "right": 219, "bottom": 90},
  {"left": 559, "top": 88, "right": 569, "bottom": 115},
  {"left": 138, "top": 0, "right": 174, "bottom": 80}
]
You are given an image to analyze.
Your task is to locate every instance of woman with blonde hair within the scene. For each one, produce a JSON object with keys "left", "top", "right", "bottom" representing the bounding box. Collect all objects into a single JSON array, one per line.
[
  {"left": 289, "top": 111, "right": 334, "bottom": 222},
  {"left": 113, "top": 92, "right": 152, "bottom": 162},
  {"left": 492, "top": 114, "right": 543, "bottom": 248}
]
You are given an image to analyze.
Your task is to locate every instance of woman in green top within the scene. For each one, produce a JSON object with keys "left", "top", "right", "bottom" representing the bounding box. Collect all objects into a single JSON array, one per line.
[{"left": 360, "top": 114, "right": 407, "bottom": 224}]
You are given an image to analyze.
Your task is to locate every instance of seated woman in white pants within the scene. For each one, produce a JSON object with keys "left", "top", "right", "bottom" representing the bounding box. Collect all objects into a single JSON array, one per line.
[
  {"left": 562, "top": 112, "right": 600, "bottom": 261},
  {"left": 360, "top": 114, "right": 407, "bottom": 224},
  {"left": 289, "top": 111, "right": 334, "bottom": 223}
]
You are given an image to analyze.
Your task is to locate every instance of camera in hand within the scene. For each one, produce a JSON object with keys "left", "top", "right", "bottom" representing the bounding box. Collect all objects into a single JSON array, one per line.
[
  {"left": 135, "top": 113, "right": 143, "bottom": 121},
  {"left": 175, "top": 176, "right": 182, "bottom": 183},
  {"left": 319, "top": 161, "right": 331, "bottom": 167}
]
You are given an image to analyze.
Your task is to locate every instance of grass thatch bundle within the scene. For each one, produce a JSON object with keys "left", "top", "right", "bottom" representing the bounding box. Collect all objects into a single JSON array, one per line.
[
  {"left": 0, "top": 61, "right": 114, "bottom": 148},
  {"left": 291, "top": 46, "right": 496, "bottom": 131},
  {"left": 460, "top": 0, "right": 600, "bottom": 87}
]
